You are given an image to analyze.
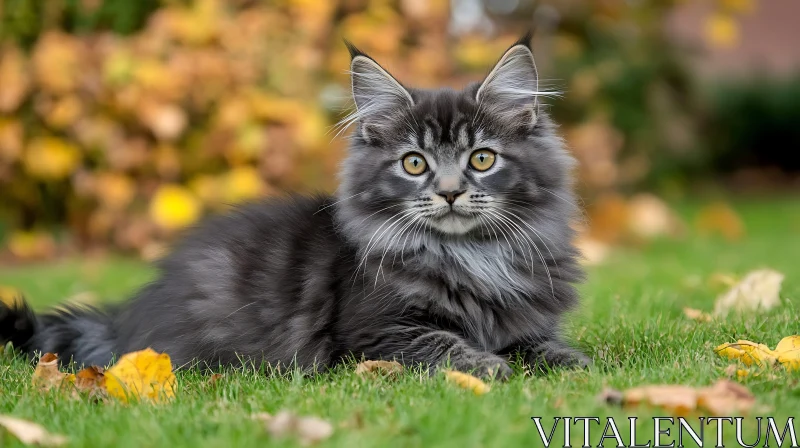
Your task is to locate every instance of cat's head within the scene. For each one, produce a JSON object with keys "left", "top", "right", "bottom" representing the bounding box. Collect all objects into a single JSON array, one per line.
[{"left": 336, "top": 34, "right": 576, "bottom": 249}]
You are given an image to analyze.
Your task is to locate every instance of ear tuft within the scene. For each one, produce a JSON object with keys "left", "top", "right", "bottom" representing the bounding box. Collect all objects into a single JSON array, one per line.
[
  {"left": 344, "top": 39, "right": 367, "bottom": 60},
  {"left": 476, "top": 38, "right": 543, "bottom": 127},
  {"left": 348, "top": 51, "right": 413, "bottom": 141},
  {"left": 512, "top": 30, "right": 534, "bottom": 51}
]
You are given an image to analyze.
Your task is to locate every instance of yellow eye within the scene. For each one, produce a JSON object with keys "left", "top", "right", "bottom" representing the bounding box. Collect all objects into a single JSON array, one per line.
[
  {"left": 402, "top": 153, "right": 427, "bottom": 175},
  {"left": 469, "top": 149, "right": 496, "bottom": 171}
]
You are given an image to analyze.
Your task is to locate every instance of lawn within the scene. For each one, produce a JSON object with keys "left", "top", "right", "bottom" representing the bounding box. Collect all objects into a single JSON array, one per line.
[{"left": 1, "top": 197, "right": 799, "bottom": 447}]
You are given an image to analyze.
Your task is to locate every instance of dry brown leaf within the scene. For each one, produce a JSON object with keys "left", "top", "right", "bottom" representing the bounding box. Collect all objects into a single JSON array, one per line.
[
  {"left": 713, "top": 269, "right": 784, "bottom": 317},
  {"left": 683, "top": 307, "right": 712, "bottom": 322},
  {"left": 623, "top": 385, "right": 699, "bottom": 416},
  {"left": 255, "top": 411, "right": 334, "bottom": 445},
  {"left": 695, "top": 202, "right": 745, "bottom": 241},
  {"left": 72, "top": 366, "right": 106, "bottom": 398},
  {"left": 32, "top": 353, "right": 69, "bottom": 392},
  {"left": 626, "top": 193, "right": 683, "bottom": 239},
  {"left": 207, "top": 373, "right": 223, "bottom": 386},
  {"left": 354, "top": 360, "right": 403, "bottom": 378},
  {"left": 574, "top": 236, "right": 610, "bottom": 265},
  {"left": 443, "top": 370, "right": 490, "bottom": 395},
  {"left": 601, "top": 380, "right": 755, "bottom": 416},
  {"left": 696, "top": 380, "right": 755, "bottom": 415},
  {"left": 0, "top": 415, "right": 67, "bottom": 446}
]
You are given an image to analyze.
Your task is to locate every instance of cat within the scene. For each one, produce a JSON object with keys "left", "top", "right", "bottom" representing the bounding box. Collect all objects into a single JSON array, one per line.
[{"left": 1, "top": 34, "right": 589, "bottom": 379}]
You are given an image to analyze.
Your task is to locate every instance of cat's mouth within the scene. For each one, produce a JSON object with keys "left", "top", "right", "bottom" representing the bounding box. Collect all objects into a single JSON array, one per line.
[{"left": 427, "top": 207, "right": 479, "bottom": 234}]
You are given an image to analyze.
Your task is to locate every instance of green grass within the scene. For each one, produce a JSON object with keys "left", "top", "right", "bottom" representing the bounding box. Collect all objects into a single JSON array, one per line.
[{"left": 2, "top": 197, "right": 800, "bottom": 447}]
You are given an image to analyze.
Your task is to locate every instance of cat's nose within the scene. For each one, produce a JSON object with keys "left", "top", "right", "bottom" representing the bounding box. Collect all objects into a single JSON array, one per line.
[{"left": 437, "top": 190, "right": 465, "bottom": 205}]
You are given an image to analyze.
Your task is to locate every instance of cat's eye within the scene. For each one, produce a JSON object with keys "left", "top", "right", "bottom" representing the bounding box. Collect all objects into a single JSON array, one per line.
[
  {"left": 469, "top": 149, "right": 496, "bottom": 171},
  {"left": 402, "top": 153, "right": 428, "bottom": 175}
]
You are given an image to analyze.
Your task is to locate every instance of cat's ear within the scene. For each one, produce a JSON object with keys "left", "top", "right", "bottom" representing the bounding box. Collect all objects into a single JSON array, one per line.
[
  {"left": 476, "top": 33, "right": 540, "bottom": 127},
  {"left": 347, "top": 41, "right": 413, "bottom": 141}
]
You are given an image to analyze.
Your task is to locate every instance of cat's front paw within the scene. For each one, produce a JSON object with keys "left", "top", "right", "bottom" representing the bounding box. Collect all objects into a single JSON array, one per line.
[
  {"left": 450, "top": 353, "right": 513, "bottom": 381},
  {"left": 525, "top": 341, "right": 591, "bottom": 372}
]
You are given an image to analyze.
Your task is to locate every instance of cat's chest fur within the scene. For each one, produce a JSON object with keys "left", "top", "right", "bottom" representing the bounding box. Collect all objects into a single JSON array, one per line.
[{"left": 379, "top": 240, "right": 549, "bottom": 351}]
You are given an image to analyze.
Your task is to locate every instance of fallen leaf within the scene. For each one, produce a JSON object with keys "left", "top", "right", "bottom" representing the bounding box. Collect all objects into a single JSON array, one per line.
[
  {"left": 715, "top": 340, "right": 778, "bottom": 367},
  {"left": 695, "top": 202, "right": 745, "bottom": 240},
  {"left": 207, "top": 373, "right": 223, "bottom": 386},
  {"left": 354, "top": 360, "right": 403, "bottom": 378},
  {"left": 683, "top": 307, "right": 712, "bottom": 322},
  {"left": 104, "top": 348, "right": 176, "bottom": 403},
  {"left": 0, "top": 415, "right": 67, "bottom": 446},
  {"left": 696, "top": 380, "right": 754, "bottom": 415},
  {"left": 722, "top": 364, "right": 750, "bottom": 379},
  {"left": 255, "top": 411, "right": 334, "bottom": 445},
  {"left": 713, "top": 269, "right": 784, "bottom": 317},
  {"left": 32, "top": 353, "right": 69, "bottom": 392},
  {"left": 776, "top": 336, "right": 800, "bottom": 371},
  {"left": 574, "top": 236, "right": 610, "bottom": 265},
  {"left": 626, "top": 193, "right": 683, "bottom": 239},
  {"left": 72, "top": 366, "right": 106, "bottom": 398},
  {"left": 601, "top": 380, "right": 755, "bottom": 416},
  {"left": 623, "top": 384, "right": 699, "bottom": 416},
  {"left": 715, "top": 336, "right": 800, "bottom": 371},
  {"left": 443, "top": 370, "right": 490, "bottom": 395}
]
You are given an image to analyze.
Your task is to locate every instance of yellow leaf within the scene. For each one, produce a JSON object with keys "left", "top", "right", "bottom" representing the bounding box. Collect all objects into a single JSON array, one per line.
[
  {"left": 149, "top": 185, "right": 201, "bottom": 230},
  {"left": 0, "top": 415, "right": 67, "bottom": 446},
  {"left": 104, "top": 348, "right": 176, "bottom": 403},
  {"left": 713, "top": 269, "right": 783, "bottom": 317},
  {"left": 715, "top": 340, "right": 778, "bottom": 367},
  {"left": 705, "top": 14, "right": 739, "bottom": 48},
  {"left": 24, "top": 137, "right": 81, "bottom": 180},
  {"left": 715, "top": 337, "right": 800, "bottom": 371},
  {"left": 775, "top": 336, "right": 800, "bottom": 371},
  {"left": 443, "top": 370, "right": 490, "bottom": 395}
]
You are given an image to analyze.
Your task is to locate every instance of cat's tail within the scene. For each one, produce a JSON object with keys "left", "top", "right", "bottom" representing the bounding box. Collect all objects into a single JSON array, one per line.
[{"left": 1, "top": 296, "right": 117, "bottom": 366}]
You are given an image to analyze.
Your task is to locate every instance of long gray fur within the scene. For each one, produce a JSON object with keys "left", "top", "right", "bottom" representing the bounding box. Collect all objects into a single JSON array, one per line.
[{"left": 0, "top": 35, "right": 589, "bottom": 379}]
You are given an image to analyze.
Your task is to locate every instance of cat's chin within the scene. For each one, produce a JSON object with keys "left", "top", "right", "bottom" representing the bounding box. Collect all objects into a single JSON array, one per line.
[{"left": 428, "top": 214, "right": 479, "bottom": 235}]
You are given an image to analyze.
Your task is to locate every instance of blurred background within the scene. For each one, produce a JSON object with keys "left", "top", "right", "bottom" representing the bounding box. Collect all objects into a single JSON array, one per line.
[{"left": 0, "top": 0, "right": 798, "bottom": 263}]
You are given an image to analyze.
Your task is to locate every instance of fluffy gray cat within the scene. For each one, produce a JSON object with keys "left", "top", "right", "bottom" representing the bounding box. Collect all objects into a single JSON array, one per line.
[{"left": 1, "top": 35, "right": 589, "bottom": 379}]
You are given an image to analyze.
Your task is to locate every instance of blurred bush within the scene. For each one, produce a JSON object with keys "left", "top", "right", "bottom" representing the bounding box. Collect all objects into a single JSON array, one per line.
[
  {"left": 702, "top": 77, "right": 800, "bottom": 178},
  {"left": 0, "top": 0, "right": 760, "bottom": 259}
]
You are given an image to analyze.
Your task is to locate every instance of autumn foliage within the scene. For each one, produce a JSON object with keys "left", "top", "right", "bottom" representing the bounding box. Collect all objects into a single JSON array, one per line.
[{"left": 0, "top": 0, "right": 756, "bottom": 259}]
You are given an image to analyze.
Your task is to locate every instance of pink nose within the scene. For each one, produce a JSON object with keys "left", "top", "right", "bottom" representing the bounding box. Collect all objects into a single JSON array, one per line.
[{"left": 437, "top": 190, "right": 465, "bottom": 205}]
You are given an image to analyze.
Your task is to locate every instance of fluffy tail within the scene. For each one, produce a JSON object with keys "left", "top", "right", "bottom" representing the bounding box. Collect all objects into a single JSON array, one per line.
[{"left": 1, "top": 296, "right": 117, "bottom": 366}]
